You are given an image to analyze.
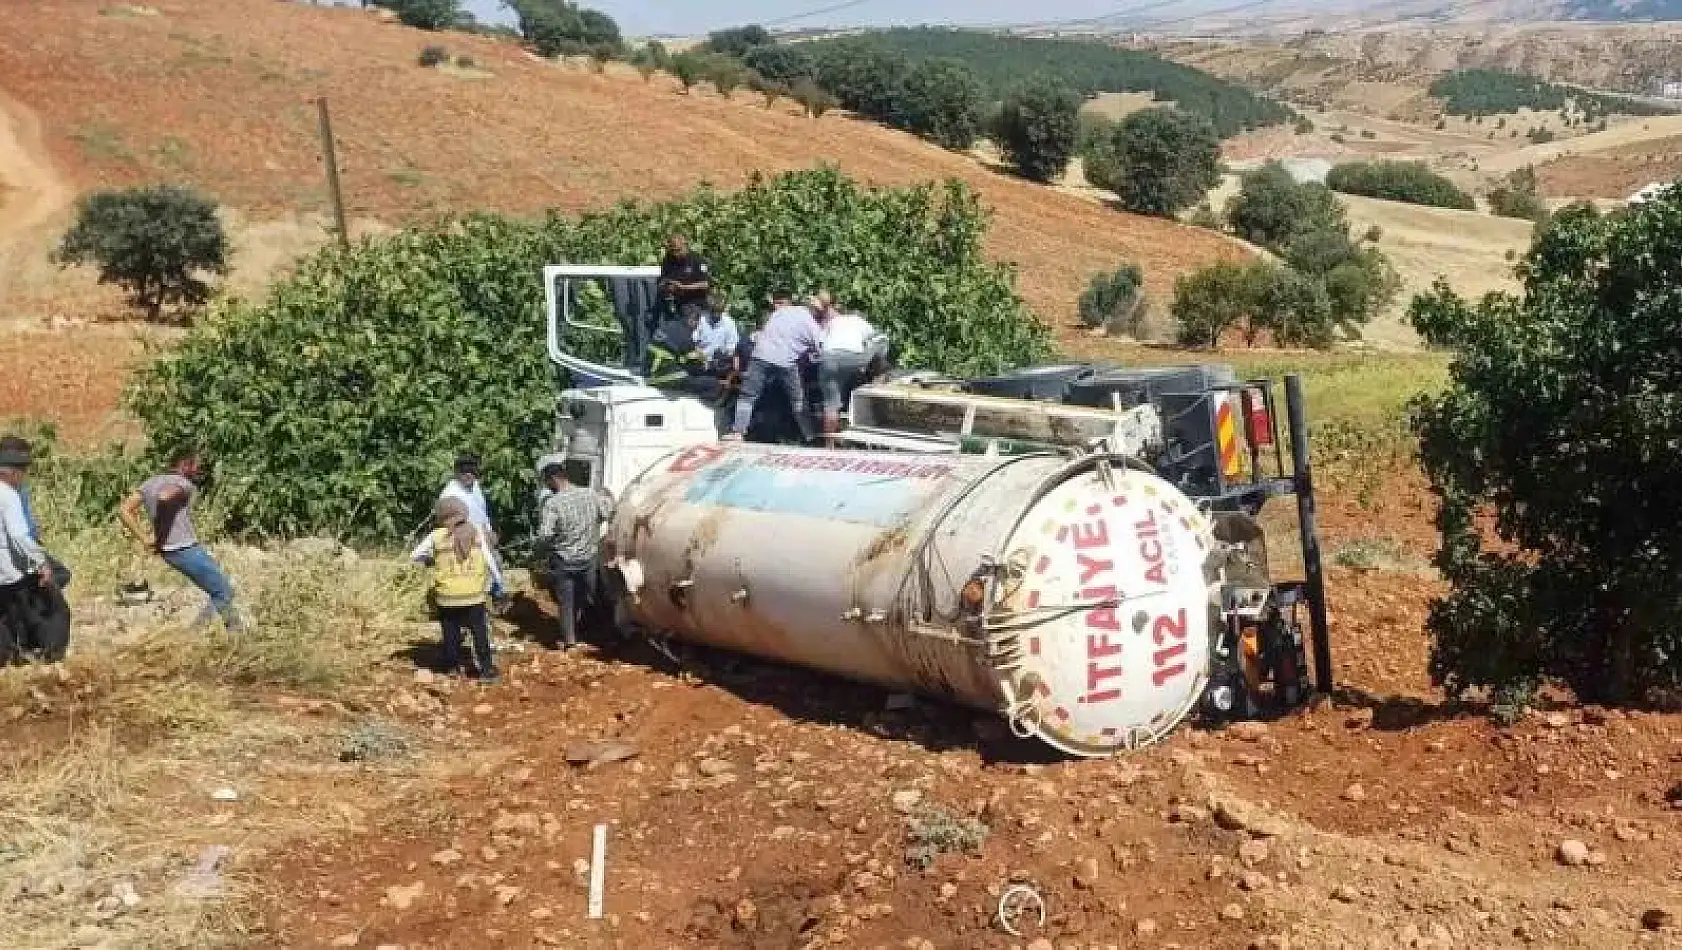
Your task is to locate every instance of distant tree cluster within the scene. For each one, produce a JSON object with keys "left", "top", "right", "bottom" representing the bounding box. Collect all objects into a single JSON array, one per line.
[
  {"left": 800, "top": 27, "right": 1294, "bottom": 138},
  {"left": 1326, "top": 161, "right": 1476, "bottom": 211},
  {"left": 1171, "top": 163, "right": 1399, "bottom": 349},
  {"left": 1429, "top": 68, "right": 1669, "bottom": 121},
  {"left": 507, "top": 0, "right": 621, "bottom": 59}
]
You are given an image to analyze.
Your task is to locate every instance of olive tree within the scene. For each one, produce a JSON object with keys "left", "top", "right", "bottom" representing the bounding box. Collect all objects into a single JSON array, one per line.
[{"left": 55, "top": 185, "right": 228, "bottom": 321}]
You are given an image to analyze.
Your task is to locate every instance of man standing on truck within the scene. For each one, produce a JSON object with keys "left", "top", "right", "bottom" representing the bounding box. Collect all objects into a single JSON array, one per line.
[
  {"left": 727, "top": 289, "right": 822, "bottom": 442},
  {"left": 659, "top": 234, "right": 711, "bottom": 319},
  {"left": 812, "top": 290, "right": 887, "bottom": 443},
  {"left": 537, "top": 463, "right": 612, "bottom": 650},
  {"left": 118, "top": 449, "right": 245, "bottom": 631}
]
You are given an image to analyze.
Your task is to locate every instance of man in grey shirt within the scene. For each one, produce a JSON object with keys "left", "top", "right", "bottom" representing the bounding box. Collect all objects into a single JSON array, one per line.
[
  {"left": 537, "top": 464, "right": 612, "bottom": 649},
  {"left": 119, "top": 449, "right": 244, "bottom": 631},
  {"left": 729, "top": 289, "right": 821, "bottom": 441}
]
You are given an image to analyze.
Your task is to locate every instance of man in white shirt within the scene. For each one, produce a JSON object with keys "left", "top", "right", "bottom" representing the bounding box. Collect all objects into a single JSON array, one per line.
[
  {"left": 694, "top": 292, "right": 740, "bottom": 371},
  {"left": 0, "top": 439, "right": 63, "bottom": 662},
  {"left": 438, "top": 453, "right": 503, "bottom": 599},
  {"left": 812, "top": 291, "right": 888, "bottom": 440}
]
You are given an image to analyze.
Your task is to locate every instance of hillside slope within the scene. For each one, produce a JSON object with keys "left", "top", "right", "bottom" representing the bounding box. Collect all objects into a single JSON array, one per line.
[{"left": 0, "top": 0, "right": 1244, "bottom": 333}]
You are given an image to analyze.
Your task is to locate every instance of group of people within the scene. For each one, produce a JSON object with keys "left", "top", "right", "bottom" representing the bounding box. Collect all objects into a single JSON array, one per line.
[
  {"left": 0, "top": 442, "right": 610, "bottom": 689},
  {"left": 0, "top": 439, "right": 237, "bottom": 664},
  {"left": 652, "top": 235, "right": 888, "bottom": 441},
  {"left": 410, "top": 453, "right": 610, "bottom": 684}
]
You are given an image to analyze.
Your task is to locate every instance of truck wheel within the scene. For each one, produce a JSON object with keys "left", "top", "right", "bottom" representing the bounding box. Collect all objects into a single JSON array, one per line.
[{"left": 963, "top": 363, "right": 1107, "bottom": 402}]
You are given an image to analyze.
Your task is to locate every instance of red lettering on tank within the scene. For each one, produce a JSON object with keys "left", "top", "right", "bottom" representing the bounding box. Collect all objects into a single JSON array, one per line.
[
  {"left": 1135, "top": 509, "right": 1168, "bottom": 585},
  {"left": 1150, "top": 642, "right": 1190, "bottom": 686},
  {"left": 1076, "top": 554, "right": 1113, "bottom": 586},
  {"left": 1071, "top": 518, "right": 1110, "bottom": 550},
  {"left": 1084, "top": 658, "right": 1123, "bottom": 704},
  {"left": 1086, "top": 631, "right": 1122, "bottom": 658},
  {"left": 1085, "top": 606, "right": 1119, "bottom": 631},
  {"left": 1151, "top": 609, "right": 1188, "bottom": 645},
  {"left": 1151, "top": 610, "right": 1190, "bottom": 687}
]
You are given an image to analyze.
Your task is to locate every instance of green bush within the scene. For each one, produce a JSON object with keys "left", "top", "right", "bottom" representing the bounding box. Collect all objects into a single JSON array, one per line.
[
  {"left": 1226, "top": 163, "right": 1345, "bottom": 254},
  {"left": 670, "top": 51, "right": 705, "bottom": 92},
  {"left": 508, "top": 0, "right": 620, "bottom": 59},
  {"left": 1084, "top": 108, "right": 1220, "bottom": 218},
  {"left": 1077, "top": 263, "right": 1145, "bottom": 335},
  {"left": 813, "top": 38, "right": 911, "bottom": 126},
  {"left": 1410, "top": 194, "right": 1682, "bottom": 708},
  {"left": 1326, "top": 161, "right": 1475, "bottom": 210},
  {"left": 993, "top": 77, "right": 1081, "bottom": 183},
  {"left": 791, "top": 79, "right": 836, "bottom": 118},
  {"left": 128, "top": 169, "right": 1049, "bottom": 543},
  {"left": 703, "top": 24, "right": 771, "bottom": 57},
  {"left": 1171, "top": 259, "right": 1262, "bottom": 348},
  {"left": 743, "top": 43, "right": 813, "bottom": 84},
  {"left": 379, "top": 0, "right": 458, "bottom": 31},
  {"left": 55, "top": 185, "right": 228, "bottom": 322},
  {"left": 418, "top": 45, "right": 449, "bottom": 67},
  {"left": 900, "top": 58, "right": 986, "bottom": 151},
  {"left": 1487, "top": 166, "right": 1550, "bottom": 223}
]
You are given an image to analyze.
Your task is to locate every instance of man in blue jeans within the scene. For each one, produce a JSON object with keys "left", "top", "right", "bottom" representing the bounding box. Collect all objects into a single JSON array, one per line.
[
  {"left": 119, "top": 449, "right": 245, "bottom": 631},
  {"left": 728, "top": 289, "right": 821, "bottom": 442}
]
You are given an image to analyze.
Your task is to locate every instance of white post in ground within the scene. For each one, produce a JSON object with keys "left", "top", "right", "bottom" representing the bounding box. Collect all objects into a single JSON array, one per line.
[{"left": 588, "top": 823, "right": 607, "bottom": 920}]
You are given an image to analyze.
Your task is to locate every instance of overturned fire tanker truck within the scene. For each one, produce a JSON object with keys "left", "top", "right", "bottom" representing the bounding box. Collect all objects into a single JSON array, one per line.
[{"left": 537, "top": 265, "right": 1332, "bottom": 758}]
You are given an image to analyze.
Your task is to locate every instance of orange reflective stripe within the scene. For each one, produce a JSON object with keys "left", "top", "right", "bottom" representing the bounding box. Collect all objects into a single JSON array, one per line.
[{"left": 1216, "top": 398, "right": 1241, "bottom": 477}]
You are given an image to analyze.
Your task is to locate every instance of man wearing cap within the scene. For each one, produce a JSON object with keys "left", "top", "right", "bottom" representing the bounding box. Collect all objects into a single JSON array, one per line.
[
  {"left": 0, "top": 437, "right": 64, "bottom": 662},
  {"left": 728, "top": 289, "right": 821, "bottom": 442},
  {"left": 438, "top": 453, "right": 503, "bottom": 600}
]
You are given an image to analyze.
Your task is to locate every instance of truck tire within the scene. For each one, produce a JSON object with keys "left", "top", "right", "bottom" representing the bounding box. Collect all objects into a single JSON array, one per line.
[{"left": 962, "top": 363, "right": 1107, "bottom": 402}]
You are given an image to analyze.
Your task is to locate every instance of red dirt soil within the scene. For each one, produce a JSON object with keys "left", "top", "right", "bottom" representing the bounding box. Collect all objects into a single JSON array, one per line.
[
  {"left": 0, "top": 0, "right": 1245, "bottom": 330},
  {"left": 253, "top": 473, "right": 1682, "bottom": 950},
  {"left": 1538, "top": 134, "right": 1682, "bottom": 200}
]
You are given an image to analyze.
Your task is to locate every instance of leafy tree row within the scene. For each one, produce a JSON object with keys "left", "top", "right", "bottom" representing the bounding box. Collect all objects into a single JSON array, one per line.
[
  {"left": 1410, "top": 191, "right": 1682, "bottom": 710},
  {"left": 374, "top": 0, "right": 621, "bottom": 58},
  {"left": 128, "top": 168, "right": 1050, "bottom": 543},
  {"left": 800, "top": 27, "right": 1293, "bottom": 138},
  {"left": 1171, "top": 163, "right": 1399, "bottom": 348},
  {"left": 1429, "top": 68, "right": 1670, "bottom": 120},
  {"left": 1325, "top": 161, "right": 1476, "bottom": 211}
]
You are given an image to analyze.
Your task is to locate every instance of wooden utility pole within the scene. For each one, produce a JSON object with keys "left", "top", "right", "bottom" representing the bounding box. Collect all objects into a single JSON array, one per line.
[{"left": 316, "top": 97, "right": 350, "bottom": 249}]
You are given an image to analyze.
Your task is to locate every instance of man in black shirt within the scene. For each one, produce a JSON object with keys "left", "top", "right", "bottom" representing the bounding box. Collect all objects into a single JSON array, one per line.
[{"left": 659, "top": 234, "right": 711, "bottom": 316}]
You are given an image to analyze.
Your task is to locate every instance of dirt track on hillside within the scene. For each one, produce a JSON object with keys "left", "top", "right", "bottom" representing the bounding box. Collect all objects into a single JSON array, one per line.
[{"left": 0, "top": 89, "right": 73, "bottom": 313}]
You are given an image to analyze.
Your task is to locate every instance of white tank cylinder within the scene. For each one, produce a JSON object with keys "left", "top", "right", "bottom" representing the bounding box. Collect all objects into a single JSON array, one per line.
[{"left": 610, "top": 443, "right": 1219, "bottom": 757}]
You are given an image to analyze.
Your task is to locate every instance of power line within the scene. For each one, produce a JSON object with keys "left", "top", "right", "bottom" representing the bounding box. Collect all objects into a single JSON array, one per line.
[
  {"left": 761, "top": 0, "right": 882, "bottom": 28},
  {"left": 1128, "top": 0, "right": 1298, "bottom": 32},
  {"left": 1028, "top": 0, "right": 1198, "bottom": 29}
]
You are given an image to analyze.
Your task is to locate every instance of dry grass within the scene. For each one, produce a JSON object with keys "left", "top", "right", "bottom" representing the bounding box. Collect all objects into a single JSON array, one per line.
[{"left": 0, "top": 539, "right": 433, "bottom": 950}]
